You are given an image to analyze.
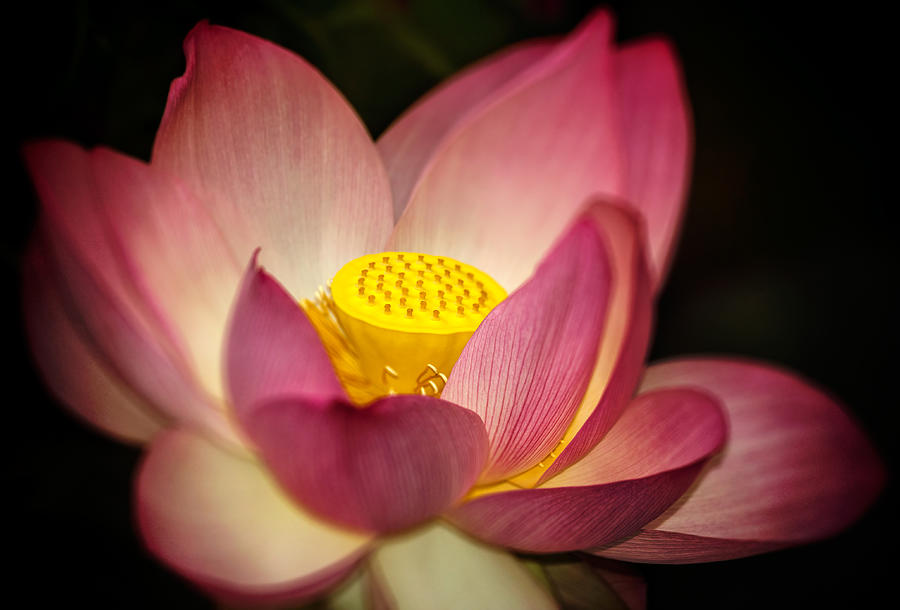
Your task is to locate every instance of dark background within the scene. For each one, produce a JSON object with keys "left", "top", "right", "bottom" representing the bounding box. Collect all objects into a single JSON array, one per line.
[{"left": 4, "top": 1, "right": 892, "bottom": 608}]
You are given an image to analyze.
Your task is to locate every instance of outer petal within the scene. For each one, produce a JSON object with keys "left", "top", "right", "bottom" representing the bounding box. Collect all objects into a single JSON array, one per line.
[
  {"left": 388, "top": 10, "right": 623, "bottom": 291},
  {"left": 377, "top": 38, "right": 554, "bottom": 220},
  {"left": 367, "top": 521, "right": 558, "bottom": 610},
  {"left": 511, "top": 201, "right": 653, "bottom": 487},
  {"left": 225, "top": 253, "right": 346, "bottom": 418},
  {"left": 595, "top": 358, "right": 885, "bottom": 563},
  {"left": 448, "top": 388, "right": 726, "bottom": 552},
  {"left": 24, "top": 141, "right": 238, "bottom": 443},
  {"left": 22, "top": 243, "right": 164, "bottom": 443},
  {"left": 89, "top": 147, "right": 242, "bottom": 400},
  {"left": 137, "top": 428, "right": 372, "bottom": 605},
  {"left": 242, "top": 395, "right": 488, "bottom": 533},
  {"left": 442, "top": 217, "right": 612, "bottom": 483},
  {"left": 152, "top": 23, "right": 393, "bottom": 298},
  {"left": 616, "top": 39, "right": 692, "bottom": 290}
]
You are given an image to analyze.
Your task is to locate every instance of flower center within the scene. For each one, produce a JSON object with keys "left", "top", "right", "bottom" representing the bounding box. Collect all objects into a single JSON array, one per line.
[{"left": 302, "top": 252, "right": 506, "bottom": 404}]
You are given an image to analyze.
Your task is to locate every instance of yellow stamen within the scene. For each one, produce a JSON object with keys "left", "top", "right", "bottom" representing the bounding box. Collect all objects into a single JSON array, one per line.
[{"left": 304, "top": 252, "right": 506, "bottom": 403}]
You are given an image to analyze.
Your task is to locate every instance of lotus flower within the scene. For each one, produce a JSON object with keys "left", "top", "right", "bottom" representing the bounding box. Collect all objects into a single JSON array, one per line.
[{"left": 22, "top": 10, "right": 882, "bottom": 608}]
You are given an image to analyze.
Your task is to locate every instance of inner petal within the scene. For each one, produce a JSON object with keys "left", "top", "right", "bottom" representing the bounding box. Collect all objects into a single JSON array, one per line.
[{"left": 302, "top": 252, "right": 506, "bottom": 403}]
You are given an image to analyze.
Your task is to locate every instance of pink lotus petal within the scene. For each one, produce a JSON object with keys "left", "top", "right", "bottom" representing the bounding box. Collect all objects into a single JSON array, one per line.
[
  {"left": 367, "top": 522, "right": 557, "bottom": 609},
  {"left": 535, "top": 201, "right": 653, "bottom": 485},
  {"left": 595, "top": 358, "right": 885, "bottom": 563},
  {"left": 243, "top": 394, "right": 488, "bottom": 533},
  {"left": 89, "top": 147, "right": 242, "bottom": 401},
  {"left": 378, "top": 38, "right": 553, "bottom": 220},
  {"left": 22, "top": 243, "right": 164, "bottom": 444},
  {"left": 137, "top": 428, "right": 372, "bottom": 605},
  {"left": 23, "top": 141, "right": 238, "bottom": 444},
  {"left": 442, "top": 217, "right": 612, "bottom": 484},
  {"left": 448, "top": 388, "right": 726, "bottom": 552},
  {"left": 225, "top": 253, "right": 346, "bottom": 418},
  {"left": 152, "top": 22, "right": 393, "bottom": 298},
  {"left": 616, "top": 38, "right": 692, "bottom": 290},
  {"left": 388, "top": 10, "right": 623, "bottom": 291}
]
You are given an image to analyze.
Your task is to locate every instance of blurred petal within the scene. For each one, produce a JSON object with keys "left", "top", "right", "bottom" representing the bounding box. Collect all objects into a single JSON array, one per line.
[
  {"left": 89, "top": 147, "right": 242, "bottom": 400},
  {"left": 591, "top": 559, "right": 647, "bottom": 610},
  {"left": 137, "top": 428, "right": 371, "bottom": 605},
  {"left": 542, "top": 558, "right": 645, "bottom": 610},
  {"left": 388, "top": 10, "right": 623, "bottom": 291},
  {"left": 24, "top": 141, "right": 238, "bottom": 443},
  {"left": 368, "top": 521, "right": 557, "bottom": 610},
  {"left": 596, "top": 358, "right": 885, "bottom": 563},
  {"left": 442, "top": 217, "right": 611, "bottom": 483},
  {"left": 242, "top": 395, "right": 488, "bottom": 533},
  {"left": 514, "top": 201, "right": 653, "bottom": 487},
  {"left": 616, "top": 38, "right": 692, "bottom": 289},
  {"left": 378, "top": 38, "right": 553, "bottom": 220},
  {"left": 225, "top": 253, "right": 346, "bottom": 418},
  {"left": 448, "top": 388, "right": 726, "bottom": 552},
  {"left": 23, "top": 243, "right": 164, "bottom": 443},
  {"left": 152, "top": 22, "right": 393, "bottom": 297}
]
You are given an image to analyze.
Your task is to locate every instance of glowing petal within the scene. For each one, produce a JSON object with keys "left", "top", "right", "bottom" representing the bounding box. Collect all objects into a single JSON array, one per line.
[
  {"left": 388, "top": 10, "right": 623, "bottom": 291},
  {"left": 443, "top": 216, "right": 612, "bottom": 483},
  {"left": 152, "top": 22, "right": 393, "bottom": 297},
  {"left": 136, "top": 428, "right": 371, "bottom": 605},
  {"left": 378, "top": 39, "right": 553, "bottom": 220},
  {"left": 368, "top": 522, "right": 557, "bottom": 609}
]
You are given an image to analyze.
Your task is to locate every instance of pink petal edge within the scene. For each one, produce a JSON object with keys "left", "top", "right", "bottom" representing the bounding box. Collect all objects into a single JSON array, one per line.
[
  {"left": 442, "top": 215, "right": 612, "bottom": 484},
  {"left": 448, "top": 388, "right": 726, "bottom": 552},
  {"left": 594, "top": 358, "right": 885, "bottom": 563},
  {"left": 534, "top": 200, "right": 654, "bottom": 485},
  {"left": 225, "top": 251, "right": 346, "bottom": 419},
  {"left": 615, "top": 37, "right": 693, "bottom": 291}
]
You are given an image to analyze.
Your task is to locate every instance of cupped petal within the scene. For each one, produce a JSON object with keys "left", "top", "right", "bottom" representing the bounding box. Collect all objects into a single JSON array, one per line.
[
  {"left": 367, "top": 521, "right": 558, "bottom": 610},
  {"left": 511, "top": 201, "right": 653, "bottom": 487},
  {"left": 152, "top": 22, "right": 393, "bottom": 298},
  {"left": 447, "top": 388, "right": 726, "bottom": 553},
  {"left": 616, "top": 38, "right": 692, "bottom": 290},
  {"left": 595, "top": 358, "right": 885, "bottom": 563},
  {"left": 377, "top": 38, "right": 553, "bottom": 220},
  {"left": 242, "top": 395, "right": 488, "bottom": 533},
  {"left": 137, "top": 428, "right": 372, "bottom": 605},
  {"left": 442, "top": 216, "right": 612, "bottom": 484},
  {"left": 225, "top": 253, "right": 346, "bottom": 418},
  {"left": 89, "top": 147, "right": 242, "bottom": 400},
  {"left": 22, "top": 243, "right": 164, "bottom": 444},
  {"left": 388, "top": 10, "right": 623, "bottom": 291},
  {"left": 24, "top": 141, "right": 238, "bottom": 444}
]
